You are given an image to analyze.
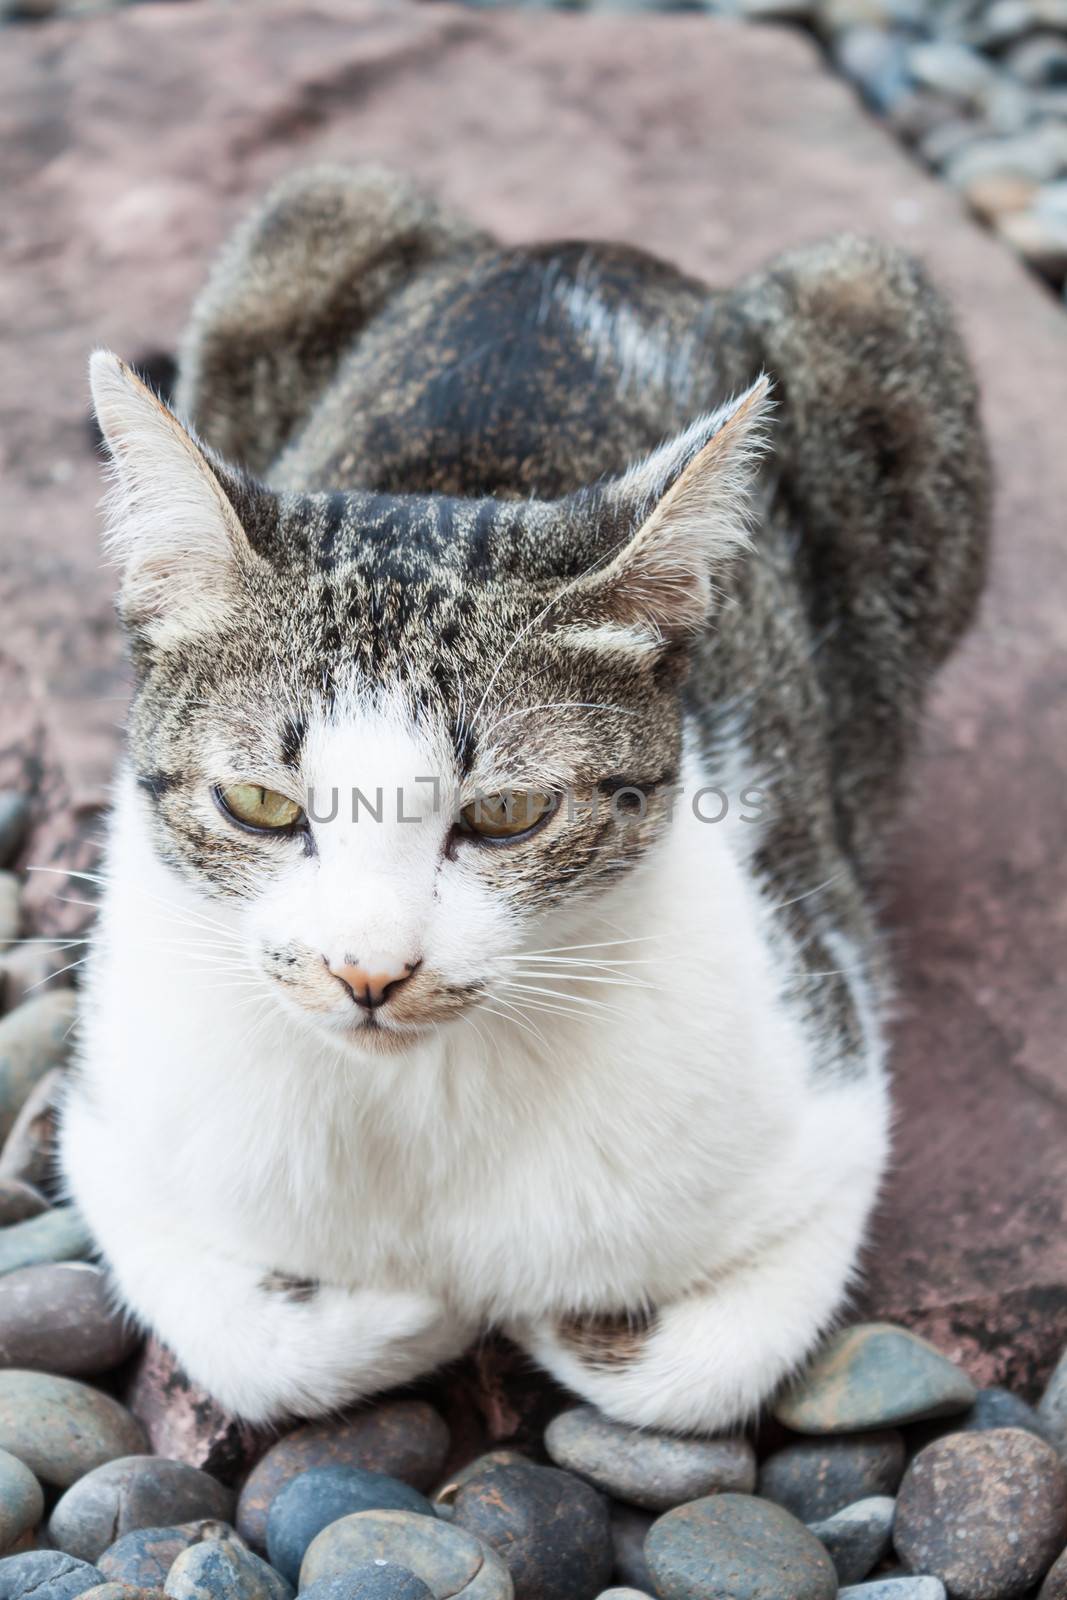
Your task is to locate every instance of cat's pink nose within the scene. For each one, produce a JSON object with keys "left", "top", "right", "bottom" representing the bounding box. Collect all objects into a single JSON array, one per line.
[{"left": 328, "top": 957, "right": 421, "bottom": 1010}]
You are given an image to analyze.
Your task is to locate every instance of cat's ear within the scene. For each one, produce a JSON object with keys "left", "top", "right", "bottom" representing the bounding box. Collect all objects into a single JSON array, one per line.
[
  {"left": 556, "top": 377, "right": 772, "bottom": 654},
  {"left": 90, "top": 350, "right": 260, "bottom": 645}
]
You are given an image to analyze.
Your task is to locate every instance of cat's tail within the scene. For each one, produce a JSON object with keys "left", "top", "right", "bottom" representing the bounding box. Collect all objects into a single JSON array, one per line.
[{"left": 175, "top": 165, "right": 489, "bottom": 477}]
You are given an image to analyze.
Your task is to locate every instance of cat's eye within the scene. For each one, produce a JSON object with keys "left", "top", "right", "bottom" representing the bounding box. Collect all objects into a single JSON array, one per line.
[
  {"left": 215, "top": 783, "right": 305, "bottom": 834},
  {"left": 458, "top": 789, "right": 557, "bottom": 842}
]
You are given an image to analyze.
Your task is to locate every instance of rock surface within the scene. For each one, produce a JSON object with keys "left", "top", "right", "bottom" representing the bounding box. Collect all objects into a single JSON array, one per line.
[
  {"left": 609, "top": 1502, "right": 655, "bottom": 1592},
  {"left": 0, "top": 1263, "right": 137, "bottom": 1375},
  {"left": 237, "top": 1403, "right": 449, "bottom": 1550},
  {"left": 300, "top": 1509, "right": 513, "bottom": 1597},
  {"left": 0, "top": 1550, "right": 106, "bottom": 1598},
  {"left": 894, "top": 1427, "right": 1067, "bottom": 1598},
  {"left": 807, "top": 1496, "right": 895, "bottom": 1585},
  {"left": 0, "top": 993, "right": 77, "bottom": 1143},
  {"left": 0, "top": 1369, "right": 147, "bottom": 1488},
  {"left": 776, "top": 1325, "right": 976, "bottom": 1432},
  {"left": 164, "top": 1538, "right": 293, "bottom": 1600},
  {"left": 451, "top": 1457, "right": 612, "bottom": 1600},
  {"left": 301, "top": 1572, "right": 435, "bottom": 1600},
  {"left": 2, "top": 0, "right": 1067, "bottom": 1391},
  {"left": 1040, "top": 1546, "right": 1067, "bottom": 1599},
  {"left": 759, "top": 1431, "right": 905, "bottom": 1520},
  {"left": 0, "top": 1449, "right": 42, "bottom": 1556},
  {"left": 266, "top": 1466, "right": 433, "bottom": 1587},
  {"left": 50, "top": 1455, "right": 235, "bottom": 1564},
  {"left": 840, "top": 1582, "right": 947, "bottom": 1599},
  {"left": 645, "top": 1493, "right": 838, "bottom": 1600},
  {"left": 124, "top": 1341, "right": 265, "bottom": 1488},
  {"left": 1039, "top": 1347, "right": 1067, "bottom": 1452},
  {"left": 545, "top": 1407, "right": 756, "bottom": 1512},
  {"left": 97, "top": 1523, "right": 241, "bottom": 1588}
]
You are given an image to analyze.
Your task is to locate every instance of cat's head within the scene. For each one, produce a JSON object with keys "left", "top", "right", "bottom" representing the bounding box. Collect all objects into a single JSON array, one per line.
[{"left": 90, "top": 352, "right": 769, "bottom": 1053}]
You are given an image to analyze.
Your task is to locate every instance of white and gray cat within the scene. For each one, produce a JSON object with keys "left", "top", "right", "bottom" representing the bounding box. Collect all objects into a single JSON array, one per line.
[{"left": 62, "top": 168, "right": 989, "bottom": 1429}]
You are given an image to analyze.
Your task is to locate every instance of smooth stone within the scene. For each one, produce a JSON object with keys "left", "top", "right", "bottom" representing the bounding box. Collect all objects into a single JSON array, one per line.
[
  {"left": 81, "top": 1589, "right": 171, "bottom": 1599},
  {"left": 958, "top": 1385, "right": 1052, "bottom": 1440},
  {"left": 0, "top": 949, "right": 73, "bottom": 1016},
  {"left": 895, "top": 1427, "right": 1067, "bottom": 1599},
  {"left": 0, "top": 1065, "right": 64, "bottom": 1192},
  {"left": 98, "top": 1524, "right": 241, "bottom": 1588},
  {"left": 996, "top": 210, "right": 1067, "bottom": 280},
  {"left": 1006, "top": 33, "right": 1067, "bottom": 86},
  {"left": 972, "top": 0, "right": 1067, "bottom": 47},
  {"left": 0, "top": 991, "right": 78, "bottom": 1143},
  {"left": 963, "top": 173, "right": 1038, "bottom": 225},
  {"left": 596, "top": 1593, "right": 652, "bottom": 1599},
  {"left": 774, "top": 1324, "right": 977, "bottom": 1433},
  {"left": 51, "top": 1456, "right": 235, "bottom": 1564},
  {"left": 840, "top": 1583, "right": 946, "bottom": 1600},
  {"left": 300, "top": 1510, "right": 513, "bottom": 1599},
  {"left": 1040, "top": 1545, "right": 1067, "bottom": 1598},
  {"left": 0, "top": 880, "right": 18, "bottom": 950},
  {"left": 609, "top": 1502, "right": 654, "bottom": 1592},
  {"left": 759, "top": 1430, "right": 905, "bottom": 1521},
  {"left": 0, "top": 1206, "right": 91, "bottom": 1275},
  {"left": 452, "top": 1457, "right": 611, "bottom": 1600},
  {"left": 433, "top": 1451, "right": 528, "bottom": 1519},
  {"left": 0, "top": 1369, "right": 147, "bottom": 1488},
  {"left": 831, "top": 26, "right": 911, "bottom": 112},
  {"left": 301, "top": 1570, "right": 435, "bottom": 1600},
  {"left": 0, "top": 1183, "right": 46, "bottom": 1229},
  {"left": 164, "top": 1537, "right": 292, "bottom": 1599},
  {"left": 908, "top": 40, "right": 1000, "bottom": 103},
  {"left": 0, "top": 1550, "right": 106, "bottom": 1598},
  {"left": 645, "top": 1493, "right": 837, "bottom": 1600},
  {"left": 237, "top": 1402, "right": 449, "bottom": 1551},
  {"left": 0, "top": 801, "right": 29, "bottom": 874},
  {"left": 544, "top": 1406, "right": 756, "bottom": 1512},
  {"left": 0, "top": 1262, "right": 138, "bottom": 1376},
  {"left": 946, "top": 127, "right": 1067, "bottom": 190},
  {"left": 1038, "top": 1346, "right": 1067, "bottom": 1455},
  {"left": 807, "top": 1496, "right": 895, "bottom": 1585},
  {"left": 0, "top": 1448, "right": 42, "bottom": 1555},
  {"left": 266, "top": 1467, "right": 433, "bottom": 1587}
]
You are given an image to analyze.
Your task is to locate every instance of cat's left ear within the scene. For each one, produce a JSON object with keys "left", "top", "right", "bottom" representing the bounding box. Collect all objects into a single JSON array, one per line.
[
  {"left": 90, "top": 350, "right": 263, "bottom": 646},
  {"left": 556, "top": 376, "right": 772, "bottom": 652}
]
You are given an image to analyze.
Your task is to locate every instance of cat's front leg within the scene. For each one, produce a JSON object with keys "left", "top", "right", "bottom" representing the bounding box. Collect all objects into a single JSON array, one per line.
[{"left": 512, "top": 1191, "right": 871, "bottom": 1435}]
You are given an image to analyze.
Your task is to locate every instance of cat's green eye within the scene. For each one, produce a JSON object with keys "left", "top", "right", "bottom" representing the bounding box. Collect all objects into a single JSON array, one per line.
[
  {"left": 215, "top": 783, "right": 305, "bottom": 834},
  {"left": 458, "top": 789, "right": 557, "bottom": 842}
]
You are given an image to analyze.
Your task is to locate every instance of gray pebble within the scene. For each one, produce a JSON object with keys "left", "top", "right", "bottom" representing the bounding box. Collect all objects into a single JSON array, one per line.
[
  {"left": 595, "top": 1592, "right": 652, "bottom": 1599},
  {"left": 0, "top": 990, "right": 78, "bottom": 1143},
  {"left": 266, "top": 1467, "right": 432, "bottom": 1587},
  {"left": 909, "top": 40, "right": 1000, "bottom": 104},
  {"left": 451, "top": 1456, "right": 611, "bottom": 1600},
  {"left": 774, "top": 1323, "right": 976, "bottom": 1433},
  {"left": 0, "top": 1184, "right": 46, "bottom": 1229},
  {"left": 0, "top": 1447, "right": 42, "bottom": 1554},
  {"left": 0, "top": 1368, "right": 147, "bottom": 1487},
  {"left": 433, "top": 1450, "right": 527, "bottom": 1519},
  {"left": 946, "top": 127, "right": 1067, "bottom": 190},
  {"left": 300, "top": 1509, "right": 512, "bottom": 1598},
  {"left": 1038, "top": 1345, "right": 1067, "bottom": 1456},
  {"left": 51, "top": 1456, "right": 235, "bottom": 1564},
  {"left": 645, "top": 1493, "right": 837, "bottom": 1600},
  {"left": 0, "top": 1262, "right": 137, "bottom": 1376},
  {"left": 164, "top": 1537, "right": 292, "bottom": 1599},
  {"left": 0, "top": 1550, "right": 106, "bottom": 1598},
  {"left": 0, "top": 1065, "right": 64, "bottom": 1192},
  {"left": 0, "top": 801, "right": 28, "bottom": 875},
  {"left": 80, "top": 1588, "right": 170, "bottom": 1599},
  {"left": 301, "top": 1570, "right": 435, "bottom": 1600},
  {"left": 0, "top": 1206, "right": 92, "bottom": 1276},
  {"left": 610, "top": 1502, "right": 654, "bottom": 1592},
  {"left": 839, "top": 1583, "right": 946, "bottom": 1600},
  {"left": 957, "top": 1385, "right": 1052, "bottom": 1441},
  {"left": 759, "top": 1430, "right": 904, "bottom": 1521},
  {"left": 807, "top": 1496, "right": 894, "bottom": 1585},
  {"left": 1007, "top": 33, "right": 1067, "bottom": 86},
  {"left": 832, "top": 26, "right": 912, "bottom": 111},
  {"left": 99, "top": 1524, "right": 241, "bottom": 1588},
  {"left": 545, "top": 1405, "right": 755, "bottom": 1511}
]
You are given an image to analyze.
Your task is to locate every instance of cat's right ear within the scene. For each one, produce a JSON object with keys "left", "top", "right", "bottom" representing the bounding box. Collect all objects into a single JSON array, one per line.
[{"left": 89, "top": 350, "right": 260, "bottom": 646}]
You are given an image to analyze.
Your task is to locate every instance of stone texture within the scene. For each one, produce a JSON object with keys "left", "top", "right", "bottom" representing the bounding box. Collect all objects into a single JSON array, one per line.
[
  {"left": 609, "top": 1502, "right": 655, "bottom": 1593},
  {"left": 775, "top": 1325, "right": 976, "bottom": 1432},
  {"left": 236, "top": 1402, "right": 449, "bottom": 1551},
  {"left": 806, "top": 1496, "right": 895, "bottom": 1585},
  {"left": 758, "top": 1431, "right": 905, "bottom": 1520},
  {"left": 0, "top": 1262, "right": 138, "bottom": 1376},
  {"left": 1040, "top": 1546, "right": 1067, "bottom": 1599},
  {"left": 81, "top": 1590, "right": 170, "bottom": 1600},
  {"left": 957, "top": 1384, "right": 1052, "bottom": 1439},
  {"left": 164, "top": 1538, "right": 292, "bottom": 1600},
  {"left": 301, "top": 1573, "right": 434, "bottom": 1600},
  {"left": 2, "top": 0, "right": 1067, "bottom": 1393},
  {"left": 645, "top": 1493, "right": 838, "bottom": 1600},
  {"left": 0, "top": 1206, "right": 91, "bottom": 1275},
  {"left": 894, "top": 1428, "right": 1067, "bottom": 1599},
  {"left": 0, "top": 1065, "right": 64, "bottom": 1194},
  {"left": 124, "top": 1340, "right": 267, "bottom": 1488},
  {"left": 451, "top": 1457, "right": 612, "bottom": 1600},
  {"left": 0, "top": 801, "right": 29, "bottom": 875},
  {"left": 0, "top": 1449, "right": 43, "bottom": 1556},
  {"left": 97, "top": 1523, "right": 241, "bottom": 1589},
  {"left": 300, "top": 1509, "right": 513, "bottom": 1598},
  {"left": 0, "top": 1184, "right": 46, "bottom": 1229},
  {"left": 0, "top": 1551, "right": 106, "bottom": 1598},
  {"left": 0, "top": 1369, "right": 147, "bottom": 1488},
  {"left": 840, "top": 1583, "right": 946, "bottom": 1600},
  {"left": 50, "top": 1455, "right": 235, "bottom": 1565},
  {"left": 545, "top": 1407, "right": 756, "bottom": 1512},
  {"left": 266, "top": 1466, "right": 433, "bottom": 1587},
  {"left": 1039, "top": 1346, "right": 1067, "bottom": 1453},
  {"left": 0, "top": 993, "right": 77, "bottom": 1144}
]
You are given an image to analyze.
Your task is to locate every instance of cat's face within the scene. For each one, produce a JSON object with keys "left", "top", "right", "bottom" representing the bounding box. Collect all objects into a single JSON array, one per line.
[{"left": 91, "top": 353, "right": 767, "bottom": 1053}]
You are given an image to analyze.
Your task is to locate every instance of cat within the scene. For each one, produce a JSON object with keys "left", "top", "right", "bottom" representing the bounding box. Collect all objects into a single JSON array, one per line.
[{"left": 62, "top": 167, "right": 990, "bottom": 1431}]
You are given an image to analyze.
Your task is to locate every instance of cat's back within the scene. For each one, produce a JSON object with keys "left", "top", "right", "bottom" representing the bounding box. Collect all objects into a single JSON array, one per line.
[{"left": 272, "top": 239, "right": 726, "bottom": 499}]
